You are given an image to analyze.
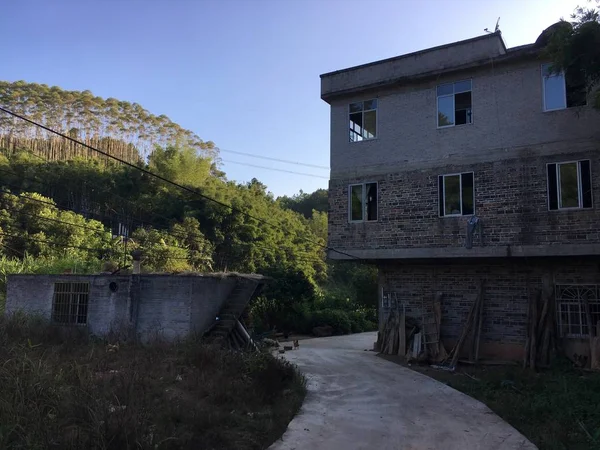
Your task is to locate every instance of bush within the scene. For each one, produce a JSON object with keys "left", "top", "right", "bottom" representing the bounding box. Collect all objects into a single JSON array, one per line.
[
  {"left": 348, "top": 309, "right": 378, "bottom": 333},
  {"left": 311, "top": 309, "right": 351, "bottom": 335},
  {"left": 0, "top": 314, "right": 306, "bottom": 450}
]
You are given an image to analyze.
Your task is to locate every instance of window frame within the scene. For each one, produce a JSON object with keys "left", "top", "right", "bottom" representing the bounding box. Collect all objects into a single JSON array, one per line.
[
  {"left": 438, "top": 172, "right": 475, "bottom": 217},
  {"left": 556, "top": 284, "right": 600, "bottom": 338},
  {"left": 541, "top": 63, "right": 567, "bottom": 112},
  {"left": 348, "top": 181, "right": 378, "bottom": 223},
  {"left": 546, "top": 160, "right": 593, "bottom": 211},
  {"left": 348, "top": 99, "right": 378, "bottom": 143},
  {"left": 436, "top": 79, "right": 473, "bottom": 129},
  {"left": 51, "top": 281, "right": 90, "bottom": 326}
]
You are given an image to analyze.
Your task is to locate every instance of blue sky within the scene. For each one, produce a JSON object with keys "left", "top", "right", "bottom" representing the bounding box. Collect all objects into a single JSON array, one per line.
[{"left": 0, "top": 0, "right": 582, "bottom": 196}]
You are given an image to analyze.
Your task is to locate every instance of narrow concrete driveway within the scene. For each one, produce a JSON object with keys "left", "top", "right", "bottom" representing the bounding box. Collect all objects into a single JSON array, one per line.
[{"left": 270, "top": 332, "right": 536, "bottom": 450}]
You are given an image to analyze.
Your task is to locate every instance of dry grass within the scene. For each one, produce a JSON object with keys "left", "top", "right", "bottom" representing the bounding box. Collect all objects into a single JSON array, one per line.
[{"left": 0, "top": 313, "right": 305, "bottom": 450}]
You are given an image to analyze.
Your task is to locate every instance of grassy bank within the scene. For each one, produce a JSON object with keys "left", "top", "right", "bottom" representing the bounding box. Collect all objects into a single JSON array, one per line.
[
  {"left": 402, "top": 360, "right": 600, "bottom": 450},
  {"left": 0, "top": 314, "right": 305, "bottom": 450}
]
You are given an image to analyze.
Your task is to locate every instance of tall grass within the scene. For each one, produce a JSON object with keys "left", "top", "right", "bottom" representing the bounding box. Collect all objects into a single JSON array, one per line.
[{"left": 0, "top": 314, "right": 305, "bottom": 449}]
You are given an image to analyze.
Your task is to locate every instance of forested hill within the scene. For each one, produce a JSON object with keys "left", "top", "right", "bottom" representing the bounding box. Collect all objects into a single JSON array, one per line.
[
  {"left": 0, "top": 81, "right": 216, "bottom": 163},
  {"left": 0, "top": 79, "right": 329, "bottom": 282},
  {"left": 0, "top": 80, "right": 377, "bottom": 335}
]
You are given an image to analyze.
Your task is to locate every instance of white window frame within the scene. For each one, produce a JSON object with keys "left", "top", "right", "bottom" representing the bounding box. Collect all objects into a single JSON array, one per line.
[
  {"left": 546, "top": 160, "right": 592, "bottom": 210},
  {"left": 556, "top": 284, "right": 600, "bottom": 338},
  {"left": 349, "top": 99, "right": 378, "bottom": 143},
  {"left": 439, "top": 172, "right": 475, "bottom": 217},
  {"left": 541, "top": 63, "right": 567, "bottom": 112},
  {"left": 348, "top": 182, "right": 378, "bottom": 223},
  {"left": 436, "top": 79, "right": 473, "bottom": 129}
]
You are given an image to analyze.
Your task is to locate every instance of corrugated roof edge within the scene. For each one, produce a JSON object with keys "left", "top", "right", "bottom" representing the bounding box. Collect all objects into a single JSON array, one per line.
[{"left": 320, "top": 31, "right": 511, "bottom": 79}]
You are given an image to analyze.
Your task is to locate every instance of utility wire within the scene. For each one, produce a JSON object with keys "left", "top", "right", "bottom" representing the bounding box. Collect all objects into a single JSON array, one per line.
[
  {"left": 0, "top": 106, "right": 358, "bottom": 260},
  {"left": 0, "top": 185, "right": 322, "bottom": 262},
  {"left": 0, "top": 177, "right": 321, "bottom": 260},
  {"left": 221, "top": 159, "right": 329, "bottom": 179},
  {"left": 218, "top": 148, "right": 329, "bottom": 170},
  {"left": 0, "top": 231, "right": 111, "bottom": 253}
]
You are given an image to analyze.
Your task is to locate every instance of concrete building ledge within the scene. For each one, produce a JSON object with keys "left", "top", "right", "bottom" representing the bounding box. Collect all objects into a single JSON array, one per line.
[{"left": 328, "top": 243, "right": 600, "bottom": 260}]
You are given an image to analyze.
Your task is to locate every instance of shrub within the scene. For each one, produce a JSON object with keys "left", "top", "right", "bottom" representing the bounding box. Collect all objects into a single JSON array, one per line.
[{"left": 311, "top": 309, "right": 351, "bottom": 335}]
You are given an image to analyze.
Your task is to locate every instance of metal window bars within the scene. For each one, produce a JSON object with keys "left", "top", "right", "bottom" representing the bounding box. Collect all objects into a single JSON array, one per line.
[
  {"left": 555, "top": 284, "right": 600, "bottom": 338},
  {"left": 52, "top": 282, "right": 90, "bottom": 325}
]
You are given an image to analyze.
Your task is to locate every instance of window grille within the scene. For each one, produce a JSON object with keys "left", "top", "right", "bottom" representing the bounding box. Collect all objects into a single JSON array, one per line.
[
  {"left": 556, "top": 284, "right": 600, "bottom": 338},
  {"left": 52, "top": 282, "right": 90, "bottom": 325}
]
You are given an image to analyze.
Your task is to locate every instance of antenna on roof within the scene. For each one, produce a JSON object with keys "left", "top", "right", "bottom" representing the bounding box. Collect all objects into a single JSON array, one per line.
[{"left": 484, "top": 17, "right": 501, "bottom": 34}]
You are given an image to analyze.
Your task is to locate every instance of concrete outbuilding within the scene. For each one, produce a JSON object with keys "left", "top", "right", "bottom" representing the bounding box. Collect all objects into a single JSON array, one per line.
[{"left": 5, "top": 273, "right": 266, "bottom": 340}]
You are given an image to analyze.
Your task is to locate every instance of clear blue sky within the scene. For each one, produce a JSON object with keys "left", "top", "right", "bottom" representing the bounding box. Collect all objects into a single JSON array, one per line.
[{"left": 0, "top": 0, "right": 581, "bottom": 197}]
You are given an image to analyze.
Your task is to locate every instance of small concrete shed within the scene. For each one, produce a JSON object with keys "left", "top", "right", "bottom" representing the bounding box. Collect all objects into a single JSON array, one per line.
[{"left": 5, "top": 273, "right": 266, "bottom": 341}]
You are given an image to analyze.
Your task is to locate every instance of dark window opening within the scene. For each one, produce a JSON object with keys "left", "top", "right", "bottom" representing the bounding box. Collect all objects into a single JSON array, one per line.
[
  {"left": 349, "top": 182, "right": 378, "bottom": 222},
  {"left": 438, "top": 172, "right": 475, "bottom": 216},
  {"left": 547, "top": 160, "right": 592, "bottom": 210},
  {"left": 349, "top": 99, "right": 377, "bottom": 142},
  {"left": 437, "top": 80, "right": 472, "bottom": 127},
  {"left": 52, "top": 282, "right": 89, "bottom": 325}
]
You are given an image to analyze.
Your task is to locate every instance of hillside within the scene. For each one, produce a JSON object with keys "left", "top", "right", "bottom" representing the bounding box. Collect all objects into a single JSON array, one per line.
[{"left": 0, "top": 79, "right": 376, "bottom": 336}]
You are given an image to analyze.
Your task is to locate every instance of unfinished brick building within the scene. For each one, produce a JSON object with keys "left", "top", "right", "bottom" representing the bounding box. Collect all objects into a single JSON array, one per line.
[{"left": 321, "top": 26, "right": 600, "bottom": 360}]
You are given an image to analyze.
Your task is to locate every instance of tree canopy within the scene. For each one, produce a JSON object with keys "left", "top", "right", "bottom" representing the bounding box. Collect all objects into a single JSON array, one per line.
[
  {"left": 0, "top": 81, "right": 217, "bottom": 162},
  {"left": 545, "top": 2, "right": 600, "bottom": 109}
]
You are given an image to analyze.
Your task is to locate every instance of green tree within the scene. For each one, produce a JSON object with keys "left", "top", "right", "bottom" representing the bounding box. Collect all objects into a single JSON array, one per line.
[
  {"left": 279, "top": 189, "right": 328, "bottom": 218},
  {"left": 545, "top": 1, "right": 600, "bottom": 109}
]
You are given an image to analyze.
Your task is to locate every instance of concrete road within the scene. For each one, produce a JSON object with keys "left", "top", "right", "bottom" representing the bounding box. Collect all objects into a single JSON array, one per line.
[{"left": 270, "top": 332, "right": 536, "bottom": 450}]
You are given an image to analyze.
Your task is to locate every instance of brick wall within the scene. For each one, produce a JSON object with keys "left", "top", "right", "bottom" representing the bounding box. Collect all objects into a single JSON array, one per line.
[
  {"left": 329, "top": 148, "right": 600, "bottom": 252},
  {"left": 379, "top": 258, "right": 600, "bottom": 359}
]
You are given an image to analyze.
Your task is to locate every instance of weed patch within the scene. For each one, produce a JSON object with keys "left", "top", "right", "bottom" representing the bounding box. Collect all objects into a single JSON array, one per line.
[{"left": 0, "top": 314, "right": 305, "bottom": 449}]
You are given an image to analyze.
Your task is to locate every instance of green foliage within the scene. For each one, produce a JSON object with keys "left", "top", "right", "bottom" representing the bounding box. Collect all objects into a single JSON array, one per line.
[
  {"left": 311, "top": 309, "right": 352, "bottom": 335},
  {"left": 0, "top": 80, "right": 216, "bottom": 162},
  {"left": 545, "top": 2, "right": 600, "bottom": 109},
  {"left": 148, "top": 145, "right": 214, "bottom": 187},
  {"left": 279, "top": 188, "right": 328, "bottom": 218}
]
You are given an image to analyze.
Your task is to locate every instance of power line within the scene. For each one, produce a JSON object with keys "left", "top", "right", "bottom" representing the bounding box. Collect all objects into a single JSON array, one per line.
[
  {"left": 221, "top": 159, "right": 329, "bottom": 179},
  {"left": 0, "top": 231, "right": 111, "bottom": 254},
  {"left": 218, "top": 148, "right": 329, "bottom": 170},
  {"left": 0, "top": 173, "right": 322, "bottom": 260},
  {"left": 0, "top": 106, "right": 359, "bottom": 260},
  {"left": 0, "top": 186, "right": 322, "bottom": 264}
]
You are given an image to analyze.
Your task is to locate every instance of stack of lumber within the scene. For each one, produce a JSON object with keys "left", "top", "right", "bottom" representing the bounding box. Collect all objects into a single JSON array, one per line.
[
  {"left": 378, "top": 307, "right": 422, "bottom": 359},
  {"left": 444, "top": 280, "right": 485, "bottom": 369},
  {"left": 523, "top": 274, "right": 556, "bottom": 369}
]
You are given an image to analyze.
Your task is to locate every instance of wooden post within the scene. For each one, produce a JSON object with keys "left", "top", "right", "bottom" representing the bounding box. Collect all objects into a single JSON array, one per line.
[
  {"left": 450, "top": 282, "right": 482, "bottom": 369},
  {"left": 474, "top": 283, "right": 485, "bottom": 362},
  {"left": 529, "top": 290, "right": 540, "bottom": 370}
]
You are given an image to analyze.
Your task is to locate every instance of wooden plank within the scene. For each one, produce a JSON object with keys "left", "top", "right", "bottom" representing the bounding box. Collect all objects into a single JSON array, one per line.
[
  {"left": 474, "top": 283, "right": 485, "bottom": 362},
  {"left": 398, "top": 307, "right": 406, "bottom": 358},
  {"left": 529, "top": 290, "right": 540, "bottom": 370},
  {"left": 433, "top": 293, "right": 448, "bottom": 362},
  {"left": 449, "top": 282, "right": 482, "bottom": 369},
  {"left": 523, "top": 287, "right": 533, "bottom": 369}
]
